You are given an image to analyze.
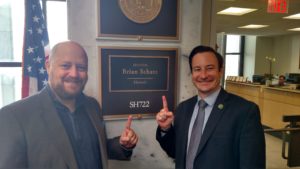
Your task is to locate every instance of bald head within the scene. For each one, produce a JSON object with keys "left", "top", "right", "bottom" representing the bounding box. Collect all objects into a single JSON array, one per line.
[{"left": 49, "top": 41, "right": 88, "bottom": 64}]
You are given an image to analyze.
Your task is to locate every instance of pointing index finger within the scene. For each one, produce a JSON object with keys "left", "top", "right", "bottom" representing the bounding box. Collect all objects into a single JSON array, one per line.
[
  {"left": 162, "top": 95, "right": 169, "bottom": 112},
  {"left": 125, "top": 115, "right": 132, "bottom": 129}
]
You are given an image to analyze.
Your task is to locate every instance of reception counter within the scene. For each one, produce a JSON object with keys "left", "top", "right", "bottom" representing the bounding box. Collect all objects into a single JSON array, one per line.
[{"left": 226, "top": 81, "right": 300, "bottom": 129}]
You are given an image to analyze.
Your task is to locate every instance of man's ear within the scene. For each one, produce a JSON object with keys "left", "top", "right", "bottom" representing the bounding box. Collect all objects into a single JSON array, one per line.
[
  {"left": 45, "top": 59, "right": 50, "bottom": 74},
  {"left": 219, "top": 66, "right": 225, "bottom": 77},
  {"left": 219, "top": 65, "right": 224, "bottom": 73}
]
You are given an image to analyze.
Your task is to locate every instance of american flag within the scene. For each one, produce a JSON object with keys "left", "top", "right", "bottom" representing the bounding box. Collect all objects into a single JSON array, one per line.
[{"left": 22, "top": 0, "right": 50, "bottom": 98}]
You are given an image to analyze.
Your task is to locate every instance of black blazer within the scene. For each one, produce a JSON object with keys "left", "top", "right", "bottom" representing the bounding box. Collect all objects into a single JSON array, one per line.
[
  {"left": 157, "top": 88, "right": 266, "bottom": 169},
  {"left": 0, "top": 87, "right": 130, "bottom": 169}
]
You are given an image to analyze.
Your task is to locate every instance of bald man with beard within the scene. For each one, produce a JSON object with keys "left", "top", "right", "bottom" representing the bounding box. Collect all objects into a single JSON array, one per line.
[{"left": 0, "top": 41, "right": 138, "bottom": 169}]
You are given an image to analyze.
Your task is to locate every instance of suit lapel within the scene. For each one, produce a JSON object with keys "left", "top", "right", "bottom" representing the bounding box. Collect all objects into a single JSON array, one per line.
[
  {"left": 38, "top": 89, "right": 78, "bottom": 169},
  {"left": 196, "top": 89, "right": 229, "bottom": 155}
]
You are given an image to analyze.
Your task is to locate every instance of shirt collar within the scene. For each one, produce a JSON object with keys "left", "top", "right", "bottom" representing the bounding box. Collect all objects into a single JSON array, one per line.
[
  {"left": 197, "top": 88, "right": 221, "bottom": 107},
  {"left": 46, "top": 84, "right": 85, "bottom": 112}
]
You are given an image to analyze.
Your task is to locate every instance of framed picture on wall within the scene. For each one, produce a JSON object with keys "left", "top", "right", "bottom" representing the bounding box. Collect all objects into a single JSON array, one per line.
[
  {"left": 97, "top": 0, "right": 180, "bottom": 40},
  {"left": 98, "top": 47, "right": 178, "bottom": 119}
]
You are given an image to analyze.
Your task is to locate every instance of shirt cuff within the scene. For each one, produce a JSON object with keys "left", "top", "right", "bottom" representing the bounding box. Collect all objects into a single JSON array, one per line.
[
  {"left": 120, "top": 144, "right": 135, "bottom": 151},
  {"left": 160, "top": 126, "right": 171, "bottom": 136}
]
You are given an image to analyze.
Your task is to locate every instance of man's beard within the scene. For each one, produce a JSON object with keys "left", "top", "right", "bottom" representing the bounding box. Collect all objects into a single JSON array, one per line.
[{"left": 54, "top": 78, "right": 86, "bottom": 100}]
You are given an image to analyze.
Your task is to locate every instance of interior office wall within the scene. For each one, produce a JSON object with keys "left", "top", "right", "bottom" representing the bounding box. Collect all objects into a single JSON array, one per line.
[
  {"left": 254, "top": 37, "right": 274, "bottom": 75},
  {"left": 290, "top": 35, "right": 300, "bottom": 73},
  {"left": 216, "top": 32, "right": 225, "bottom": 55},
  {"left": 273, "top": 34, "right": 300, "bottom": 74},
  {"left": 254, "top": 34, "right": 300, "bottom": 76},
  {"left": 67, "top": 0, "right": 208, "bottom": 168},
  {"left": 273, "top": 35, "right": 294, "bottom": 75},
  {"left": 216, "top": 33, "right": 226, "bottom": 86},
  {"left": 200, "top": 0, "right": 216, "bottom": 47},
  {"left": 244, "top": 36, "right": 256, "bottom": 81}
]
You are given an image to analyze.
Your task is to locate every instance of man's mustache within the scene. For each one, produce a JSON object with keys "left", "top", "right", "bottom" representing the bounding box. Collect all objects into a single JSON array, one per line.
[{"left": 64, "top": 77, "right": 83, "bottom": 83}]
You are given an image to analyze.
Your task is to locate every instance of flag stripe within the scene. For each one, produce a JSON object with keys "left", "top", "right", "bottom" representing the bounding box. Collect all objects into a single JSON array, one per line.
[{"left": 21, "top": 76, "right": 29, "bottom": 97}]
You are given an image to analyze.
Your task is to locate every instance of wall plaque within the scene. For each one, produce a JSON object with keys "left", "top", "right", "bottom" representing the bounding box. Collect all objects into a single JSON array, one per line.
[
  {"left": 99, "top": 47, "right": 178, "bottom": 119},
  {"left": 98, "top": 0, "right": 180, "bottom": 40}
]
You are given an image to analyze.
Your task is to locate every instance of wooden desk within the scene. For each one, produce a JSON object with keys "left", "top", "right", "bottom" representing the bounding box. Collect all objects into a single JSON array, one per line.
[
  {"left": 225, "top": 81, "right": 262, "bottom": 106},
  {"left": 262, "top": 87, "right": 300, "bottom": 129},
  {"left": 226, "top": 81, "right": 300, "bottom": 129}
]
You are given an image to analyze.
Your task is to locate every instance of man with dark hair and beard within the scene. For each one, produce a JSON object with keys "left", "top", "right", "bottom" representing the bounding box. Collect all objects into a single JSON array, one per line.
[{"left": 0, "top": 41, "right": 138, "bottom": 169}]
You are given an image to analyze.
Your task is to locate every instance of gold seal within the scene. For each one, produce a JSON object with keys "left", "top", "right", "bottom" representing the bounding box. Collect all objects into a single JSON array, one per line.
[{"left": 118, "top": 0, "right": 163, "bottom": 24}]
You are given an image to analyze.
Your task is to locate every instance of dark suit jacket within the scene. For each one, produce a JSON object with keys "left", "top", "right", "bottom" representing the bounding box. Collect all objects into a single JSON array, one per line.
[
  {"left": 0, "top": 87, "right": 131, "bottom": 169},
  {"left": 157, "top": 88, "right": 266, "bottom": 169}
]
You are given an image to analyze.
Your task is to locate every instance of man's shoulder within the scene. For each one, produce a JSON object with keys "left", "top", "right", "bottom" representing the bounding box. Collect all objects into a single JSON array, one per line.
[
  {"left": 225, "top": 91, "right": 257, "bottom": 107},
  {"left": 178, "top": 95, "right": 198, "bottom": 106},
  {"left": 0, "top": 91, "right": 47, "bottom": 116},
  {"left": 81, "top": 94, "right": 101, "bottom": 109},
  {"left": 82, "top": 94, "right": 99, "bottom": 104}
]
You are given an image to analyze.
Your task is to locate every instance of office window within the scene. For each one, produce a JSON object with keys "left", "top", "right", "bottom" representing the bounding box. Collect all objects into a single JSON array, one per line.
[
  {"left": 0, "top": 0, "right": 67, "bottom": 107},
  {"left": 224, "top": 35, "right": 244, "bottom": 80},
  {"left": 46, "top": 0, "right": 68, "bottom": 48}
]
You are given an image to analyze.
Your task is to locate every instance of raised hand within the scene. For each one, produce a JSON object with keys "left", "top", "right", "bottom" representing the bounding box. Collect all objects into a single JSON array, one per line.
[
  {"left": 156, "top": 96, "right": 174, "bottom": 130},
  {"left": 120, "top": 115, "right": 138, "bottom": 149}
]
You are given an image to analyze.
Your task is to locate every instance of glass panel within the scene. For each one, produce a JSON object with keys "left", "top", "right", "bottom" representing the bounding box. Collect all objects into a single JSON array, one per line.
[
  {"left": 226, "top": 35, "right": 241, "bottom": 53},
  {"left": 11, "top": 0, "right": 24, "bottom": 62},
  {"left": 47, "top": 1, "right": 68, "bottom": 48},
  {"left": 0, "top": 0, "right": 67, "bottom": 107},
  {"left": 224, "top": 54, "right": 240, "bottom": 79},
  {"left": 0, "top": 2, "right": 13, "bottom": 61},
  {"left": 0, "top": 0, "right": 24, "bottom": 62},
  {"left": 0, "top": 67, "right": 22, "bottom": 107}
]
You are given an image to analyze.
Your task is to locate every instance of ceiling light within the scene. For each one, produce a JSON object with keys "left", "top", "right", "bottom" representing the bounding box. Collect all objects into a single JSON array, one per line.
[
  {"left": 217, "top": 7, "right": 257, "bottom": 16},
  {"left": 283, "top": 13, "right": 300, "bottom": 19},
  {"left": 238, "top": 24, "right": 269, "bottom": 29},
  {"left": 288, "top": 27, "right": 300, "bottom": 31}
]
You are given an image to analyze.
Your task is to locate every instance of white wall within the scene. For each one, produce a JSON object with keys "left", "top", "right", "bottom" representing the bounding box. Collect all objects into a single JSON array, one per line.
[
  {"left": 67, "top": 0, "right": 207, "bottom": 168},
  {"left": 244, "top": 36, "right": 256, "bottom": 81}
]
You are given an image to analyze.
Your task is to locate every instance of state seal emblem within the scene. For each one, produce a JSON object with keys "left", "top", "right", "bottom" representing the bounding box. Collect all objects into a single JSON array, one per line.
[{"left": 118, "top": 0, "right": 163, "bottom": 24}]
